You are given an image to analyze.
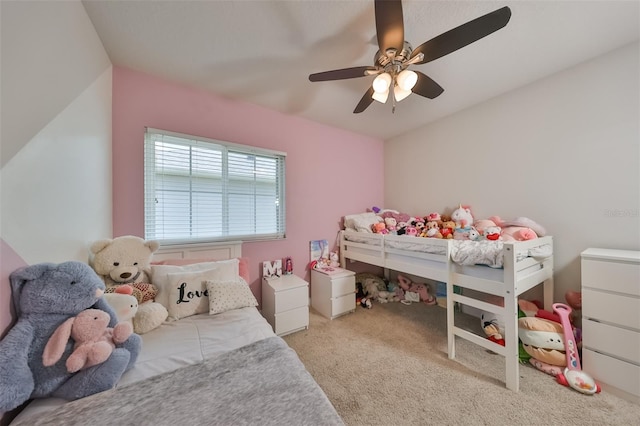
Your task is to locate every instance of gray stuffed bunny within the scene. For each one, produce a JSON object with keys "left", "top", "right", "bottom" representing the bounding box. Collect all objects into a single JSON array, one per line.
[{"left": 0, "top": 261, "right": 142, "bottom": 412}]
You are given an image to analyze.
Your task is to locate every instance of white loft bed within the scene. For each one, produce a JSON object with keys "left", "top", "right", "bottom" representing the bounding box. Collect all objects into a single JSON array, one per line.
[{"left": 338, "top": 230, "right": 554, "bottom": 392}]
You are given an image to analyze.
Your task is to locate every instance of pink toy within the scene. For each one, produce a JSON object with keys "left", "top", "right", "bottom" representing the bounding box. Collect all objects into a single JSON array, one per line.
[
  {"left": 490, "top": 216, "right": 543, "bottom": 242},
  {"left": 553, "top": 303, "right": 600, "bottom": 395},
  {"left": 43, "top": 309, "right": 133, "bottom": 373},
  {"left": 397, "top": 275, "right": 436, "bottom": 305}
]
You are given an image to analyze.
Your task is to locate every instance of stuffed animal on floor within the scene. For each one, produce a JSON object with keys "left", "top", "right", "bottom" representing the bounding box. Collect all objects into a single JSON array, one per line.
[
  {"left": 43, "top": 309, "right": 133, "bottom": 373},
  {"left": 90, "top": 236, "right": 168, "bottom": 334},
  {"left": 396, "top": 275, "right": 436, "bottom": 305},
  {"left": 0, "top": 261, "right": 142, "bottom": 412},
  {"left": 481, "top": 311, "right": 505, "bottom": 346},
  {"left": 518, "top": 316, "right": 567, "bottom": 368}
]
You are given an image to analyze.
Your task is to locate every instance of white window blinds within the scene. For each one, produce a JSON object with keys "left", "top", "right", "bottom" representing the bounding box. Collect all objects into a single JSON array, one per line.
[{"left": 144, "top": 128, "right": 286, "bottom": 244}]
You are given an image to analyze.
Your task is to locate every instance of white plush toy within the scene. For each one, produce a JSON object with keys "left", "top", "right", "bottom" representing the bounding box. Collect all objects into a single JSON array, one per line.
[
  {"left": 90, "top": 236, "right": 168, "bottom": 334},
  {"left": 103, "top": 290, "right": 139, "bottom": 327}
]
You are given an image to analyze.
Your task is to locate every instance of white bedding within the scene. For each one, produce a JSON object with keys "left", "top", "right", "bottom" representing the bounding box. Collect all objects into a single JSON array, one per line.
[
  {"left": 12, "top": 307, "right": 275, "bottom": 424},
  {"left": 343, "top": 231, "right": 552, "bottom": 268}
]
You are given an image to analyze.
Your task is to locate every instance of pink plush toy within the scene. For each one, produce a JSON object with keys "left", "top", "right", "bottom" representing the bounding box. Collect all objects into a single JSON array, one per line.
[
  {"left": 397, "top": 275, "right": 436, "bottom": 305},
  {"left": 43, "top": 309, "right": 133, "bottom": 373},
  {"left": 372, "top": 222, "right": 388, "bottom": 234},
  {"left": 490, "top": 216, "right": 543, "bottom": 242}
]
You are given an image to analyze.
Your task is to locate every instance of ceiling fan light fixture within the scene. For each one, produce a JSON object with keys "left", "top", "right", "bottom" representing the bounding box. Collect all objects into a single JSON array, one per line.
[
  {"left": 372, "top": 89, "right": 389, "bottom": 103},
  {"left": 396, "top": 69, "right": 418, "bottom": 91},
  {"left": 393, "top": 85, "right": 412, "bottom": 102},
  {"left": 372, "top": 72, "right": 392, "bottom": 93}
]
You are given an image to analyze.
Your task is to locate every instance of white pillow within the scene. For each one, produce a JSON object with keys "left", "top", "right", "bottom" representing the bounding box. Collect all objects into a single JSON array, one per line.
[
  {"left": 343, "top": 212, "right": 382, "bottom": 233},
  {"left": 206, "top": 277, "right": 258, "bottom": 315},
  {"left": 151, "top": 258, "right": 240, "bottom": 308},
  {"left": 166, "top": 268, "right": 220, "bottom": 321}
]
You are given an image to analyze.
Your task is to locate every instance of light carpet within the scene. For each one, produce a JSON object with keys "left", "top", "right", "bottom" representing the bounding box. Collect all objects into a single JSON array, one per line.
[{"left": 283, "top": 302, "right": 640, "bottom": 426}]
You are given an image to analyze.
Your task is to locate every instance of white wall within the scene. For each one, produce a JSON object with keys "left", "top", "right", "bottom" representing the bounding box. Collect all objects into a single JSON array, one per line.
[
  {"left": 1, "top": 69, "right": 113, "bottom": 263},
  {"left": 0, "top": 0, "right": 111, "bottom": 167},
  {"left": 385, "top": 42, "right": 639, "bottom": 301},
  {"left": 0, "top": 0, "right": 112, "bottom": 344}
]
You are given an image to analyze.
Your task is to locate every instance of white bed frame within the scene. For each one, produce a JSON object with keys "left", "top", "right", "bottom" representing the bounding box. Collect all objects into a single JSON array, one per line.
[
  {"left": 338, "top": 230, "right": 554, "bottom": 391},
  {"left": 153, "top": 240, "right": 243, "bottom": 261}
]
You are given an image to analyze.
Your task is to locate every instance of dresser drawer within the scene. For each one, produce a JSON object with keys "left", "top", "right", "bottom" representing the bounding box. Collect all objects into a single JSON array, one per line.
[
  {"left": 583, "top": 288, "right": 640, "bottom": 330},
  {"left": 583, "top": 348, "right": 640, "bottom": 397},
  {"left": 332, "top": 293, "right": 355, "bottom": 317},
  {"left": 581, "top": 259, "right": 640, "bottom": 296},
  {"left": 274, "top": 286, "right": 308, "bottom": 312},
  {"left": 331, "top": 275, "right": 355, "bottom": 298},
  {"left": 274, "top": 306, "right": 308, "bottom": 335},
  {"left": 583, "top": 319, "right": 640, "bottom": 363}
]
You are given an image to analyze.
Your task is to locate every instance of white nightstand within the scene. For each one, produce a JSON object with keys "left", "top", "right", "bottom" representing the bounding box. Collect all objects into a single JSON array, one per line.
[
  {"left": 262, "top": 274, "right": 309, "bottom": 336},
  {"left": 311, "top": 268, "right": 356, "bottom": 320}
]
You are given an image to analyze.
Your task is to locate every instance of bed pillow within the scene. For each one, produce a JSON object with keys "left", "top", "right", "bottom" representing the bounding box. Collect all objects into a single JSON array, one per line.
[
  {"left": 206, "top": 277, "right": 258, "bottom": 315},
  {"left": 152, "top": 257, "right": 249, "bottom": 281},
  {"left": 343, "top": 212, "right": 382, "bottom": 233},
  {"left": 151, "top": 258, "right": 240, "bottom": 309},
  {"left": 165, "top": 268, "right": 221, "bottom": 321}
]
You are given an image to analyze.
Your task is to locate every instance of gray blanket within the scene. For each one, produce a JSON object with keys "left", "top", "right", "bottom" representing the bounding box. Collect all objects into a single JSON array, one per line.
[{"left": 15, "top": 336, "right": 344, "bottom": 426}]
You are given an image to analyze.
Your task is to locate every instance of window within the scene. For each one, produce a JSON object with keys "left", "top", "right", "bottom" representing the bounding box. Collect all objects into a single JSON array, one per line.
[{"left": 144, "top": 128, "right": 286, "bottom": 244}]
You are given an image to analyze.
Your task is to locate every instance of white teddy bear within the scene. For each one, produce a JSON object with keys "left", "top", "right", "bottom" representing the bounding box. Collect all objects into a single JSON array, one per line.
[{"left": 90, "top": 236, "right": 168, "bottom": 334}]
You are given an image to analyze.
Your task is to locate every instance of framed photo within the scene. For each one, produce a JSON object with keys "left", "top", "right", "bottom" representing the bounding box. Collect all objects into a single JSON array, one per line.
[
  {"left": 310, "top": 239, "right": 329, "bottom": 264},
  {"left": 262, "top": 259, "right": 282, "bottom": 278}
]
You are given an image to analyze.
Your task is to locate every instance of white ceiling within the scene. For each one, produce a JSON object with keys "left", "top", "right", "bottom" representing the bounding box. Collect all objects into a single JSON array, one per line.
[{"left": 81, "top": 0, "right": 639, "bottom": 140}]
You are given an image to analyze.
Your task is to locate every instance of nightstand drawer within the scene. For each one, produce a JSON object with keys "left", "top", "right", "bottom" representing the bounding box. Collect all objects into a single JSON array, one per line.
[
  {"left": 332, "top": 293, "right": 355, "bottom": 317},
  {"left": 274, "top": 306, "right": 308, "bottom": 335},
  {"left": 583, "top": 319, "right": 640, "bottom": 363},
  {"left": 583, "top": 288, "right": 640, "bottom": 330},
  {"left": 331, "top": 275, "right": 355, "bottom": 297},
  {"left": 581, "top": 259, "right": 640, "bottom": 296},
  {"left": 275, "top": 286, "right": 308, "bottom": 312}
]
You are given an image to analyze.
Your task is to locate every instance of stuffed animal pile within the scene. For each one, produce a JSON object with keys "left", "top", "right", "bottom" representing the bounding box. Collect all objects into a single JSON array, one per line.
[
  {"left": 0, "top": 261, "right": 141, "bottom": 412},
  {"left": 90, "top": 236, "right": 168, "bottom": 334},
  {"left": 359, "top": 206, "right": 547, "bottom": 243}
]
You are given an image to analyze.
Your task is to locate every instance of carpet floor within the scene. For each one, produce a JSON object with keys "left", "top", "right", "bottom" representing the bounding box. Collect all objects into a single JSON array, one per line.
[{"left": 283, "top": 301, "right": 640, "bottom": 426}]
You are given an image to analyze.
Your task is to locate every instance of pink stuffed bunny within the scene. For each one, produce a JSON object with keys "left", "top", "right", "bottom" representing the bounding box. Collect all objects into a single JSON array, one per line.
[
  {"left": 397, "top": 275, "right": 436, "bottom": 305},
  {"left": 43, "top": 309, "right": 133, "bottom": 373}
]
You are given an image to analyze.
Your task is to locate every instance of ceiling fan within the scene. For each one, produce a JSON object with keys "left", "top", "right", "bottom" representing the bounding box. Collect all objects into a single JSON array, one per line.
[{"left": 308, "top": 0, "right": 511, "bottom": 113}]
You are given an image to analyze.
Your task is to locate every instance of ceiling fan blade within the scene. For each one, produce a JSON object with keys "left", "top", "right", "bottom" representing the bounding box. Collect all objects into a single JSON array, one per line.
[
  {"left": 410, "top": 6, "right": 511, "bottom": 65},
  {"left": 411, "top": 71, "right": 444, "bottom": 99},
  {"left": 375, "top": 0, "right": 404, "bottom": 54},
  {"left": 354, "top": 87, "right": 375, "bottom": 114},
  {"left": 309, "top": 66, "right": 377, "bottom": 82}
]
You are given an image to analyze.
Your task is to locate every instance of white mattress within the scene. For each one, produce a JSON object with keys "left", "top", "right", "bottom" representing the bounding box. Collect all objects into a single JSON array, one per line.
[{"left": 12, "top": 307, "right": 275, "bottom": 424}]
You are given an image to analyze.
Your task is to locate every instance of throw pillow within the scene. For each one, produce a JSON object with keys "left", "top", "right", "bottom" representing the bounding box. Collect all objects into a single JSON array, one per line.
[
  {"left": 166, "top": 268, "right": 220, "bottom": 321},
  {"left": 206, "top": 277, "right": 258, "bottom": 315},
  {"left": 151, "top": 258, "right": 240, "bottom": 309}
]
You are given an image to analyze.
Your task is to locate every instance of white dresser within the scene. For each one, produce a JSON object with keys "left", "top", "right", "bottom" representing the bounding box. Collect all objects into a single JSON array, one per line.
[
  {"left": 311, "top": 268, "right": 356, "bottom": 320},
  {"left": 581, "top": 248, "right": 640, "bottom": 404},
  {"left": 262, "top": 274, "right": 309, "bottom": 336}
]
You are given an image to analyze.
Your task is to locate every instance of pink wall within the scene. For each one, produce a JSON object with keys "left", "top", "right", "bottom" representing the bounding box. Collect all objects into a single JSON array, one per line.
[{"left": 112, "top": 67, "right": 384, "bottom": 301}]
